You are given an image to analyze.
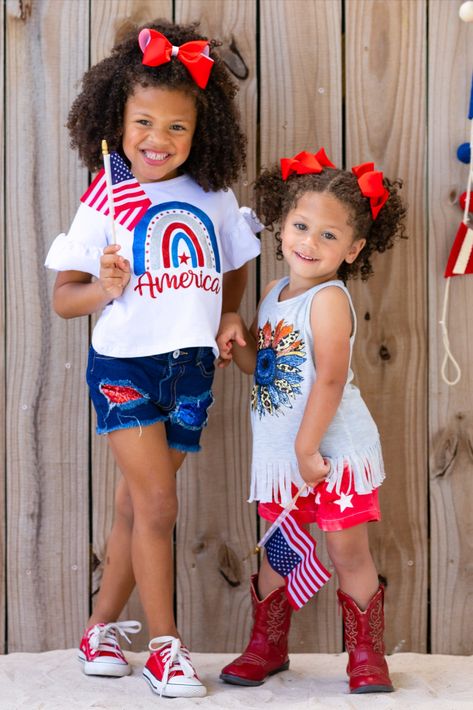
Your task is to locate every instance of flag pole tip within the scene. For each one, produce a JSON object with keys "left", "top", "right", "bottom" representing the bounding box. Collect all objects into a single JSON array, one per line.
[{"left": 101, "top": 139, "right": 109, "bottom": 154}]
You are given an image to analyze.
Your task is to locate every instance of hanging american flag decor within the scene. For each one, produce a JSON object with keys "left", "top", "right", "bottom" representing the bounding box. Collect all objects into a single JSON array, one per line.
[
  {"left": 439, "top": 72, "right": 473, "bottom": 386},
  {"left": 262, "top": 513, "right": 331, "bottom": 610},
  {"left": 80, "top": 152, "right": 151, "bottom": 231}
]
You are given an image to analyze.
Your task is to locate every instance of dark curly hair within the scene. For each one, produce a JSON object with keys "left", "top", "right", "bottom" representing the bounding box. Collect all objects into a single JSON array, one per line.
[
  {"left": 254, "top": 164, "right": 407, "bottom": 281},
  {"left": 67, "top": 19, "right": 246, "bottom": 191}
]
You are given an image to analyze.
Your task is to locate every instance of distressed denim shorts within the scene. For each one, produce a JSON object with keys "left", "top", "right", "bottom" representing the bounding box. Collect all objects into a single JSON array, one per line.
[{"left": 86, "top": 345, "right": 215, "bottom": 452}]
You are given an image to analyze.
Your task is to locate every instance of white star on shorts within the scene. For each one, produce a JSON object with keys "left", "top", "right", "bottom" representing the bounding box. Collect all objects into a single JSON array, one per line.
[{"left": 334, "top": 492, "right": 354, "bottom": 512}]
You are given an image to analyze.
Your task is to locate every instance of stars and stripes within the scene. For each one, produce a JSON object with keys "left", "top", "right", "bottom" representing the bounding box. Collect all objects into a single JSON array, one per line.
[
  {"left": 444, "top": 221, "right": 473, "bottom": 277},
  {"left": 80, "top": 152, "right": 151, "bottom": 231},
  {"left": 262, "top": 514, "right": 331, "bottom": 610}
]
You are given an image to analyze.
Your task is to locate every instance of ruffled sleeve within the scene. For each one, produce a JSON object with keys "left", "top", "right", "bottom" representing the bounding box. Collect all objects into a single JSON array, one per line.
[
  {"left": 44, "top": 203, "right": 109, "bottom": 278},
  {"left": 219, "top": 190, "right": 262, "bottom": 272}
]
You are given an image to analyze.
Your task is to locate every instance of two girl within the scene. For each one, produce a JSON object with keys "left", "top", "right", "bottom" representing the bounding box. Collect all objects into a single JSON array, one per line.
[
  {"left": 217, "top": 149, "right": 406, "bottom": 694},
  {"left": 46, "top": 19, "right": 260, "bottom": 699}
]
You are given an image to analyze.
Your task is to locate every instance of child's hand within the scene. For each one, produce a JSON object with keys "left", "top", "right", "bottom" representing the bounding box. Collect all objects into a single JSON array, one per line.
[
  {"left": 296, "top": 449, "right": 331, "bottom": 488},
  {"left": 217, "top": 312, "right": 247, "bottom": 368},
  {"left": 99, "top": 244, "right": 131, "bottom": 300}
]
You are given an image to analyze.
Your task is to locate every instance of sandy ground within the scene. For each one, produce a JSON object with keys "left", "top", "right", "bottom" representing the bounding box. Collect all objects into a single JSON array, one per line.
[{"left": 0, "top": 650, "right": 472, "bottom": 709}]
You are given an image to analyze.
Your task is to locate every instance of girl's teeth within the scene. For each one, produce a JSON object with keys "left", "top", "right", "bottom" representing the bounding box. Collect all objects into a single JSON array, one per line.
[{"left": 144, "top": 151, "right": 168, "bottom": 160}]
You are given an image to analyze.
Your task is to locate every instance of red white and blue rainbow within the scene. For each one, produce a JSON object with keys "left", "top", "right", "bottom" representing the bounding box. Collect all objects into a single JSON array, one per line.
[{"left": 133, "top": 201, "right": 221, "bottom": 275}]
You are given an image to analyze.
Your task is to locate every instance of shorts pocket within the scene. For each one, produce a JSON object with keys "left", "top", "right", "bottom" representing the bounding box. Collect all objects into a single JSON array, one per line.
[{"left": 196, "top": 350, "right": 215, "bottom": 379}]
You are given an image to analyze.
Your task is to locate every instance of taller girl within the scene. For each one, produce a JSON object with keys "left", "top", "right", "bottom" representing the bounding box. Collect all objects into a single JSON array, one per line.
[{"left": 46, "top": 19, "right": 260, "bottom": 699}]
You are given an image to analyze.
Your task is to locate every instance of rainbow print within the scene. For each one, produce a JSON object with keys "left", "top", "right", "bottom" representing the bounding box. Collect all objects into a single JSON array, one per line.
[{"left": 133, "top": 201, "right": 221, "bottom": 275}]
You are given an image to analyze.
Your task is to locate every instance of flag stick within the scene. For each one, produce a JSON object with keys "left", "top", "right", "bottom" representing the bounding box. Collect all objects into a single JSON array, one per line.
[
  {"left": 241, "top": 483, "right": 308, "bottom": 560},
  {"left": 101, "top": 139, "right": 117, "bottom": 245}
]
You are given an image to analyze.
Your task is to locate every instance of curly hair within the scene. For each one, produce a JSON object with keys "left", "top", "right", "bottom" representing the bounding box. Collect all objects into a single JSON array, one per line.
[
  {"left": 67, "top": 19, "right": 246, "bottom": 191},
  {"left": 254, "top": 164, "right": 407, "bottom": 281}
]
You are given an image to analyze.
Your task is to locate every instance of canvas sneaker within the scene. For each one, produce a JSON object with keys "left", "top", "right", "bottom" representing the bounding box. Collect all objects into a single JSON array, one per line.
[
  {"left": 143, "top": 635, "right": 206, "bottom": 698},
  {"left": 78, "top": 620, "right": 142, "bottom": 677}
]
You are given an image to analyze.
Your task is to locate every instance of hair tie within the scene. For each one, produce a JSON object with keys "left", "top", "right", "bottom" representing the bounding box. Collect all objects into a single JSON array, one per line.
[
  {"left": 138, "top": 28, "right": 214, "bottom": 89},
  {"left": 280, "top": 148, "right": 335, "bottom": 181},
  {"left": 351, "top": 162, "right": 389, "bottom": 219}
]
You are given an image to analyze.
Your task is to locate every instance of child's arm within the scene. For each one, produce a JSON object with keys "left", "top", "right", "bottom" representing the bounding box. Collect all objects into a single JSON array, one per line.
[
  {"left": 295, "top": 287, "right": 352, "bottom": 487},
  {"left": 221, "top": 264, "right": 248, "bottom": 314},
  {"left": 217, "top": 279, "right": 278, "bottom": 374},
  {"left": 53, "top": 244, "right": 130, "bottom": 318},
  {"left": 217, "top": 312, "right": 257, "bottom": 374}
]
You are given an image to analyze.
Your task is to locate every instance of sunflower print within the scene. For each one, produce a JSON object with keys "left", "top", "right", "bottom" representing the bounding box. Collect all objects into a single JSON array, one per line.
[{"left": 251, "top": 319, "right": 306, "bottom": 417}]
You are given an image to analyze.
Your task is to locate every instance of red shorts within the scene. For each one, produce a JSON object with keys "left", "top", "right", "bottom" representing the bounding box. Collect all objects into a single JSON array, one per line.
[{"left": 258, "top": 468, "right": 381, "bottom": 532}]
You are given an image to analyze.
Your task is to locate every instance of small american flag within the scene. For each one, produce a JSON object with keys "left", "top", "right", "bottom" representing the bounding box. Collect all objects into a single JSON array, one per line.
[
  {"left": 444, "top": 221, "right": 473, "bottom": 277},
  {"left": 262, "top": 514, "right": 331, "bottom": 610},
  {"left": 80, "top": 152, "right": 151, "bottom": 231}
]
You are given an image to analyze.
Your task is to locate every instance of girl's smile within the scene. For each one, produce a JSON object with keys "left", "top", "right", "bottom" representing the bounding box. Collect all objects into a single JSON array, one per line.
[
  {"left": 122, "top": 85, "right": 197, "bottom": 183},
  {"left": 281, "top": 191, "right": 366, "bottom": 289}
]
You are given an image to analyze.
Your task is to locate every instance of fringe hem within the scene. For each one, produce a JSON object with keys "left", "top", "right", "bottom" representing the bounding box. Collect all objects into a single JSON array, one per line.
[{"left": 249, "top": 439, "right": 385, "bottom": 506}]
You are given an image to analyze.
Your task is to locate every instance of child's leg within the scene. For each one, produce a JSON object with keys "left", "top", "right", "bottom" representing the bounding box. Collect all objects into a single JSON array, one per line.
[
  {"left": 88, "top": 445, "right": 186, "bottom": 626},
  {"left": 326, "top": 523, "right": 393, "bottom": 694},
  {"left": 325, "top": 523, "right": 378, "bottom": 609},
  {"left": 220, "top": 548, "right": 292, "bottom": 686},
  {"left": 88, "top": 477, "right": 135, "bottom": 625},
  {"left": 257, "top": 552, "right": 285, "bottom": 598},
  {"left": 106, "top": 422, "right": 184, "bottom": 638}
]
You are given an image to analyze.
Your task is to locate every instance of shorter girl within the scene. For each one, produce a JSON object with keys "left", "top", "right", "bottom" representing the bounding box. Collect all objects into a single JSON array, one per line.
[{"left": 217, "top": 149, "right": 407, "bottom": 694}]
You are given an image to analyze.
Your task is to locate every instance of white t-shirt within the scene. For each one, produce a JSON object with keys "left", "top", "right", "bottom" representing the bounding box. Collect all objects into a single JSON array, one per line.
[{"left": 45, "top": 174, "right": 261, "bottom": 357}]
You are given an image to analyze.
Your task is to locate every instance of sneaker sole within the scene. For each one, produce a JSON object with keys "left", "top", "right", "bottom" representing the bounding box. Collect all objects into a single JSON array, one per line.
[
  {"left": 143, "top": 667, "right": 207, "bottom": 698},
  {"left": 220, "top": 660, "right": 290, "bottom": 686},
  {"left": 78, "top": 652, "right": 131, "bottom": 678}
]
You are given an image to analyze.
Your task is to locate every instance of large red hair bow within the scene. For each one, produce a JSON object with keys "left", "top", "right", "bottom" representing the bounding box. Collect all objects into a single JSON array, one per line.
[
  {"left": 351, "top": 162, "right": 389, "bottom": 220},
  {"left": 138, "top": 29, "right": 214, "bottom": 89},
  {"left": 280, "top": 148, "right": 335, "bottom": 181}
]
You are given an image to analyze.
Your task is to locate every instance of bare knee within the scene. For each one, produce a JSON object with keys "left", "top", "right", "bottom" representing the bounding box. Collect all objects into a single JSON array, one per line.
[
  {"left": 326, "top": 530, "right": 373, "bottom": 574},
  {"left": 114, "top": 480, "right": 134, "bottom": 527},
  {"left": 133, "top": 488, "right": 178, "bottom": 537}
]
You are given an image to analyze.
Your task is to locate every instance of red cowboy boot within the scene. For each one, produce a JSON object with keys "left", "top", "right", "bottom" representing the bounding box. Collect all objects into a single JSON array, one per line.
[
  {"left": 337, "top": 585, "right": 394, "bottom": 693},
  {"left": 220, "top": 574, "right": 292, "bottom": 686}
]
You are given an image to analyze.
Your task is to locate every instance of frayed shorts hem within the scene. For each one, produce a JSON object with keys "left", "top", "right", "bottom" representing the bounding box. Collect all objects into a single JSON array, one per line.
[{"left": 96, "top": 415, "right": 166, "bottom": 436}]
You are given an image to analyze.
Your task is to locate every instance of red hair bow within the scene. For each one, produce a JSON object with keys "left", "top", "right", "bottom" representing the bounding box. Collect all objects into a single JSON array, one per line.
[
  {"left": 280, "top": 148, "right": 335, "bottom": 181},
  {"left": 351, "top": 162, "right": 389, "bottom": 220},
  {"left": 138, "top": 29, "right": 214, "bottom": 89}
]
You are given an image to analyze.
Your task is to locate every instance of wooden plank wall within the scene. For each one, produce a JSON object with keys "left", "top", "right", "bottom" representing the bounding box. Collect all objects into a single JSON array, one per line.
[
  {"left": 0, "top": 0, "right": 5, "bottom": 657},
  {"left": 1, "top": 0, "right": 472, "bottom": 657},
  {"left": 428, "top": 0, "right": 473, "bottom": 655}
]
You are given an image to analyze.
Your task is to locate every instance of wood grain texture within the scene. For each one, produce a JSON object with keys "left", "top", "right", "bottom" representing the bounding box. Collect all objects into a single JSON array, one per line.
[
  {"left": 1, "top": 0, "right": 471, "bottom": 658},
  {"left": 0, "top": 0, "right": 5, "bottom": 655},
  {"left": 346, "top": 0, "right": 428, "bottom": 652},
  {"left": 259, "top": 0, "right": 343, "bottom": 653},
  {"left": 175, "top": 0, "right": 258, "bottom": 652},
  {"left": 428, "top": 0, "right": 473, "bottom": 655},
  {"left": 5, "top": 0, "right": 90, "bottom": 651},
  {"left": 89, "top": 0, "right": 172, "bottom": 653}
]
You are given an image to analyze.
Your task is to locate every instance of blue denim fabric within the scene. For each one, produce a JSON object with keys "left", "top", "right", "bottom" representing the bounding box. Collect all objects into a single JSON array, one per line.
[{"left": 86, "top": 345, "right": 215, "bottom": 451}]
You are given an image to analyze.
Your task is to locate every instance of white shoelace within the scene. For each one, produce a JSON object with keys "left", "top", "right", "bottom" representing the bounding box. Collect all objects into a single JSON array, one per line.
[
  {"left": 149, "top": 635, "right": 195, "bottom": 696},
  {"left": 89, "top": 620, "right": 142, "bottom": 656}
]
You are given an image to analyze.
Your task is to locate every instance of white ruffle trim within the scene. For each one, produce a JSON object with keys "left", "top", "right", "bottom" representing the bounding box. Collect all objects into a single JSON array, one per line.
[
  {"left": 239, "top": 206, "right": 265, "bottom": 234},
  {"left": 249, "top": 439, "right": 385, "bottom": 507},
  {"left": 44, "top": 233, "right": 102, "bottom": 277}
]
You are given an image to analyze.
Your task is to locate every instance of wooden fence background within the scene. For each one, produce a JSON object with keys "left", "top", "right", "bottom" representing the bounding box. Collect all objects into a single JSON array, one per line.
[{"left": 1, "top": 0, "right": 472, "bottom": 656}]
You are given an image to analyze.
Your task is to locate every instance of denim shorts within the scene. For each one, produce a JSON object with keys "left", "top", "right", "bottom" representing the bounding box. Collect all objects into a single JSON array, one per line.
[{"left": 86, "top": 345, "right": 215, "bottom": 452}]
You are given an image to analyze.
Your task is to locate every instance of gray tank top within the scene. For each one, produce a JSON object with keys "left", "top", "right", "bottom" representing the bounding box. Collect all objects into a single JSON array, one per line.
[{"left": 249, "top": 277, "right": 385, "bottom": 506}]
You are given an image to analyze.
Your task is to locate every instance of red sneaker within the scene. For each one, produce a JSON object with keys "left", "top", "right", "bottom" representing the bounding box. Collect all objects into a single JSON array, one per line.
[
  {"left": 78, "top": 620, "right": 142, "bottom": 677},
  {"left": 143, "top": 635, "right": 206, "bottom": 698}
]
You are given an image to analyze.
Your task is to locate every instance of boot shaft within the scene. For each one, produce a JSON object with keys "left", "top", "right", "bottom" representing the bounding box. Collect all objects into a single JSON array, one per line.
[
  {"left": 337, "top": 585, "right": 386, "bottom": 654},
  {"left": 249, "top": 575, "right": 292, "bottom": 650}
]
